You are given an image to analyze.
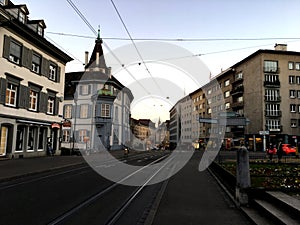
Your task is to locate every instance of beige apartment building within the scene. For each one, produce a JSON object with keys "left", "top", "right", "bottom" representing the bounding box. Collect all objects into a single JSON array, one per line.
[
  {"left": 0, "top": 1, "right": 72, "bottom": 158},
  {"left": 188, "top": 44, "right": 300, "bottom": 151}
]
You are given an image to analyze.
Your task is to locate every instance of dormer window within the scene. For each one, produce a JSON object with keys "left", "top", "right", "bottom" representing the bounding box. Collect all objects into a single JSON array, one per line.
[
  {"left": 37, "top": 26, "right": 43, "bottom": 36},
  {"left": 19, "top": 11, "right": 26, "bottom": 24}
]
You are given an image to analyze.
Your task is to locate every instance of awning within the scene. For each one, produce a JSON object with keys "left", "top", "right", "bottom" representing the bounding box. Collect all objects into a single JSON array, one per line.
[{"left": 16, "top": 119, "right": 52, "bottom": 126}]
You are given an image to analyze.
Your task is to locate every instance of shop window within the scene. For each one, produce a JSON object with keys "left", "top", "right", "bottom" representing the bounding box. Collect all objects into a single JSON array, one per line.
[
  {"left": 16, "top": 125, "right": 25, "bottom": 151},
  {"left": 38, "top": 127, "right": 46, "bottom": 150}
]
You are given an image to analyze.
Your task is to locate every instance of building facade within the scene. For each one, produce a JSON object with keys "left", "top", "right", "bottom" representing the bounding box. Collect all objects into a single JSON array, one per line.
[
  {"left": 171, "top": 44, "right": 300, "bottom": 151},
  {"left": 61, "top": 32, "right": 133, "bottom": 152},
  {"left": 0, "top": 0, "right": 72, "bottom": 158}
]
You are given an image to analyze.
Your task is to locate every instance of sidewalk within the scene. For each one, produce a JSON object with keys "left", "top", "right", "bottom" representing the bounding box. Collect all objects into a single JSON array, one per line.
[
  {"left": 152, "top": 151, "right": 252, "bottom": 225},
  {"left": 0, "top": 150, "right": 127, "bottom": 182}
]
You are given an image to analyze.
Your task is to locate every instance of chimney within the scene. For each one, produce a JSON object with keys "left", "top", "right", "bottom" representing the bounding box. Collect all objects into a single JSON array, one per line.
[
  {"left": 274, "top": 43, "right": 287, "bottom": 51},
  {"left": 85, "top": 51, "right": 89, "bottom": 65}
]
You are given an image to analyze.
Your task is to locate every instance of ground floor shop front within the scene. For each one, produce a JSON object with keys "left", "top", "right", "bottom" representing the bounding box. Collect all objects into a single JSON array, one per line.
[{"left": 0, "top": 117, "right": 61, "bottom": 158}]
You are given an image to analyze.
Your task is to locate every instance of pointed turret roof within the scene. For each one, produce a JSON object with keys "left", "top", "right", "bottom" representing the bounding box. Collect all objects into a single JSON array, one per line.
[{"left": 85, "top": 29, "right": 107, "bottom": 69}]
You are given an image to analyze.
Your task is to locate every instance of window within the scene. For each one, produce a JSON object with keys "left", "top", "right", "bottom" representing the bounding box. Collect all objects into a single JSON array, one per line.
[
  {"left": 265, "top": 89, "right": 280, "bottom": 101},
  {"left": 9, "top": 40, "right": 22, "bottom": 64},
  {"left": 264, "top": 60, "right": 278, "bottom": 72},
  {"left": 290, "top": 104, "right": 296, "bottom": 113},
  {"left": 27, "top": 126, "right": 36, "bottom": 151},
  {"left": 266, "top": 119, "right": 281, "bottom": 131},
  {"left": 225, "top": 102, "right": 230, "bottom": 109},
  {"left": 235, "top": 72, "right": 243, "bottom": 80},
  {"left": 79, "top": 85, "right": 90, "bottom": 95},
  {"left": 207, "top": 108, "right": 211, "bottom": 114},
  {"left": 63, "top": 105, "right": 72, "bottom": 119},
  {"left": 80, "top": 104, "right": 89, "bottom": 118},
  {"left": 62, "top": 130, "right": 70, "bottom": 142},
  {"left": 291, "top": 119, "right": 297, "bottom": 128},
  {"left": 289, "top": 76, "right": 295, "bottom": 84},
  {"left": 224, "top": 91, "right": 230, "bottom": 98},
  {"left": 49, "top": 64, "right": 57, "bottom": 81},
  {"left": 296, "top": 63, "right": 300, "bottom": 71},
  {"left": 207, "top": 89, "right": 212, "bottom": 95},
  {"left": 0, "top": 0, "right": 6, "bottom": 6},
  {"left": 78, "top": 130, "right": 88, "bottom": 143},
  {"left": 18, "top": 12, "right": 25, "bottom": 24},
  {"left": 224, "top": 80, "right": 230, "bottom": 87},
  {"left": 288, "top": 62, "right": 294, "bottom": 70},
  {"left": 47, "top": 96, "right": 55, "bottom": 114},
  {"left": 290, "top": 90, "right": 296, "bottom": 98},
  {"left": 297, "top": 91, "right": 300, "bottom": 99},
  {"left": 101, "top": 104, "right": 110, "bottom": 117},
  {"left": 298, "top": 105, "right": 300, "bottom": 113},
  {"left": 5, "top": 83, "right": 17, "bottom": 106},
  {"left": 38, "top": 128, "right": 46, "bottom": 150},
  {"left": 37, "top": 26, "right": 43, "bottom": 36},
  {"left": 237, "top": 96, "right": 243, "bottom": 102},
  {"left": 265, "top": 74, "right": 279, "bottom": 82},
  {"left": 32, "top": 53, "right": 41, "bottom": 73},
  {"left": 266, "top": 104, "right": 280, "bottom": 116},
  {"left": 29, "top": 90, "right": 38, "bottom": 111},
  {"left": 16, "top": 125, "right": 25, "bottom": 151}
]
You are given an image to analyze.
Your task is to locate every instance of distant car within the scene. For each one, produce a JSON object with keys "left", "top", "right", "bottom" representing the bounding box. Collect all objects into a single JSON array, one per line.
[{"left": 282, "top": 144, "right": 296, "bottom": 155}]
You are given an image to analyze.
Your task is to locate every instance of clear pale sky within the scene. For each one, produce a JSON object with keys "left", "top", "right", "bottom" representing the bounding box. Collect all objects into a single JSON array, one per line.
[
  {"left": 12, "top": 0, "right": 300, "bottom": 122},
  {"left": 13, "top": 0, "right": 300, "bottom": 74}
]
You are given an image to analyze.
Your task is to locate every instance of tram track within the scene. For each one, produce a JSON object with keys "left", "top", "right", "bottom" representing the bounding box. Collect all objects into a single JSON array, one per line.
[{"left": 46, "top": 152, "right": 173, "bottom": 225}]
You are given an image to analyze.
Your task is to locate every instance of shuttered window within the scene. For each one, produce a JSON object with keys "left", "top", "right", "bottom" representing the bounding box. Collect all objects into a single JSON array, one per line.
[
  {"left": 32, "top": 53, "right": 41, "bottom": 74},
  {"left": 9, "top": 40, "right": 22, "bottom": 64}
]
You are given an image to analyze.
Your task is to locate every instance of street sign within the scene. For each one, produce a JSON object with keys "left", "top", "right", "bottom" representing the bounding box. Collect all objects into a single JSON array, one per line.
[
  {"left": 259, "top": 131, "right": 269, "bottom": 135},
  {"left": 219, "top": 117, "right": 247, "bottom": 126},
  {"left": 199, "top": 117, "right": 218, "bottom": 124}
]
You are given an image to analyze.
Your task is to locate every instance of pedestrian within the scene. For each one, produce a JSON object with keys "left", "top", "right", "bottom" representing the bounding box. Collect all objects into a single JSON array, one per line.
[
  {"left": 277, "top": 139, "right": 283, "bottom": 163},
  {"left": 267, "top": 143, "right": 274, "bottom": 161}
]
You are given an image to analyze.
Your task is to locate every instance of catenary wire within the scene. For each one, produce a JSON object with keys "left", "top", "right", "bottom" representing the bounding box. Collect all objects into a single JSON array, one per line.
[
  {"left": 65, "top": 0, "right": 150, "bottom": 94},
  {"left": 110, "top": 0, "right": 166, "bottom": 98}
]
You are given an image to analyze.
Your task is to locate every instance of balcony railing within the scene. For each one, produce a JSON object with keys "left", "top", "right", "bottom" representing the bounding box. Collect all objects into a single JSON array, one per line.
[
  {"left": 264, "top": 81, "right": 280, "bottom": 87},
  {"left": 265, "top": 125, "right": 282, "bottom": 132},
  {"left": 264, "top": 96, "right": 281, "bottom": 102},
  {"left": 230, "top": 86, "right": 244, "bottom": 95},
  {"left": 264, "top": 67, "right": 280, "bottom": 73},
  {"left": 231, "top": 101, "right": 244, "bottom": 108},
  {"left": 265, "top": 110, "right": 282, "bottom": 117}
]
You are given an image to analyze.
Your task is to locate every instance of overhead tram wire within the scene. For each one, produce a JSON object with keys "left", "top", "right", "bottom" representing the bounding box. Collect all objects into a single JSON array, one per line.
[
  {"left": 65, "top": 0, "right": 152, "bottom": 98},
  {"left": 110, "top": 0, "right": 166, "bottom": 98},
  {"left": 46, "top": 32, "right": 300, "bottom": 42},
  {"left": 46, "top": 31, "right": 300, "bottom": 67}
]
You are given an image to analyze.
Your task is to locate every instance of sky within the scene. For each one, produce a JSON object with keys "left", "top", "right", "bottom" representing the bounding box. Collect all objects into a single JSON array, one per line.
[{"left": 12, "top": 0, "right": 300, "bottom": 123}]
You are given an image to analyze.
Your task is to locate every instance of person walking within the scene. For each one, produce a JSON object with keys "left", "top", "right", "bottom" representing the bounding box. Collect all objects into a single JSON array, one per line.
[{"left": 277, "top": 139, "right": 283, "bottom": 163}]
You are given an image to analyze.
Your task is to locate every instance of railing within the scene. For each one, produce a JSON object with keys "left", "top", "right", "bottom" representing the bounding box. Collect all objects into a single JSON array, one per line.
[
  {"left": 265, "top": 110, "right": 282, "bottom": 117},
  {"left": 230, "top": 86, "right": 244, "bottom": 95},
  {"left": 264, "top": 96, "right": 281, "bottom": 102},
  {"left": 264, "top": 67, "right": 280, "bottom": 73},
  {"left": 264, "top": 81, "right": 281, "bottom": 87}
]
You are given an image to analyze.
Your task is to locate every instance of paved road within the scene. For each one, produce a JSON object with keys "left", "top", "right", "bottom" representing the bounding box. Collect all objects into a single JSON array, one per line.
[{"left": 152, "top": 151, "right": 252, "bottom": 225}]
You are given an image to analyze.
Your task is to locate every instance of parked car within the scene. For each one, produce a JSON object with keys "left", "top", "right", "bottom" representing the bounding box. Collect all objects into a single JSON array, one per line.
[{"left": 282, "top": 144, "right": 297, "bottom": 155}]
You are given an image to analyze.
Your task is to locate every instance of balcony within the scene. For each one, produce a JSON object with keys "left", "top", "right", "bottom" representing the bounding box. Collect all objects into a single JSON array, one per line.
[
  {"left": 231, "top": 101, "right": 244, "bottom": 108},
  {"left": 265, "top": 110, "right": 282, "bottom": 117},
  {"left": 264, "top": 96, "right": 281, "bottom": 102},
  {"left": 230, "top": 86, "right": 244, "bottom": 96},
  {"left": 264, "top": 81, "right": 280, "bottom": 87},
  {"left": 264, "top": 67, "right": 280, "bottom": 73},
  {"left": 265, "top": 125, "right": 282, "bottom": 132}
]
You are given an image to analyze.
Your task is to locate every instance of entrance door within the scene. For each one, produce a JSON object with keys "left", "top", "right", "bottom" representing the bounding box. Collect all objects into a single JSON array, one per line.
[{"left": 0, "top": 126, "right": 8, "bottom": 156}]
